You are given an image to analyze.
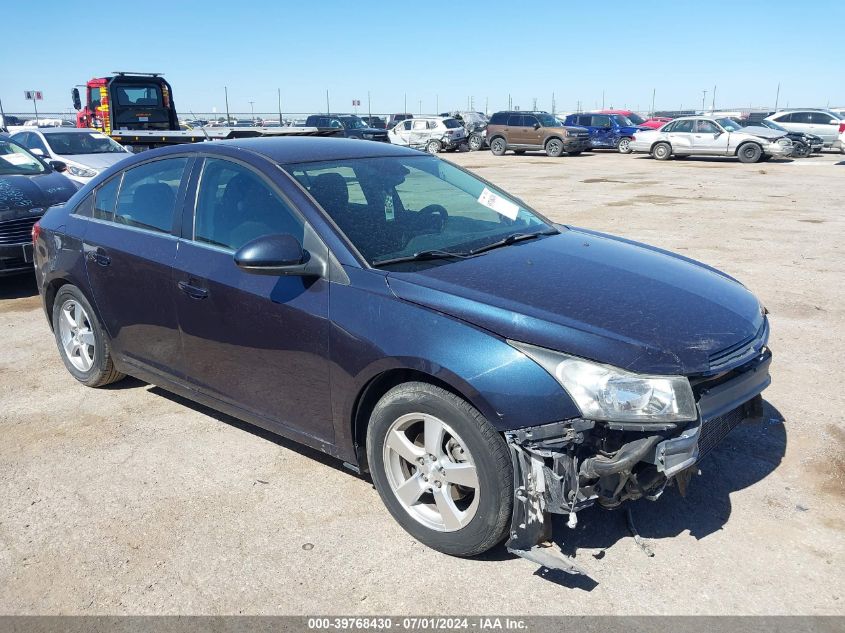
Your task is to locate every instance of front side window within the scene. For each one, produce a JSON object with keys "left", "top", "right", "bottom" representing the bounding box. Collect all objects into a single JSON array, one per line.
[
  {"left": 808, "top": 112, "right": 834, "bottom": 124},
  {"left": 591, "top": 115, "right": 612, "bottom": 127},
  {"left": 88, "top": 87, "right": 101, "bottom": 108},
  {"left": 697, "top": 120, "right": 721, "bottom": 133},
  {"left": 536, "top": 114, "right": 558, "bottom": 127},
  {"left": 114, "top": 158, "right": 188, "bottom": 233},
  {"left": 194, "top": 158, "right": 303, "bottom": 251},
  {"left": 284, "top": 155, "right": 552, "bottom": 266}
]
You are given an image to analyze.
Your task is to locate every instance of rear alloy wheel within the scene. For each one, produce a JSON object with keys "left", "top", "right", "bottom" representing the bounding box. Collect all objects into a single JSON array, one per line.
[
  {"left": 617, "top": 137, "right": 633, "bottom": 154},
  {"left": 652, "top": 142, "right": 672, "bottom": 160},
  {"left": 52, "top": 285, "right": 125, "bottom": 388},
  {"left": 489, "top": 137, "right": 507, "bottom": 156},
  {"left": 367, "top": 382, "right": 512, "bottom": 557},
  {"left": 468, "top": 134, "right": 484, "bottom": 151},
  {"left": 545, "top": 138, "right": 564, "bottom": 157},
  {"left": 425, "top": 139, "right": 442, "bottom": 154},
  {"left": 738, "top": 143, "right": 762, "bottom": 163}
]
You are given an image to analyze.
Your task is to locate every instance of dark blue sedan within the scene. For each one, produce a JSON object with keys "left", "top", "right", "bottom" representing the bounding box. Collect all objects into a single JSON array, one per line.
[
  {"left": 563, "top": 112, "right": 644, "bottom": 153},
  {"left": 33, "top": 137, "right": 771, "bottom": 572}
]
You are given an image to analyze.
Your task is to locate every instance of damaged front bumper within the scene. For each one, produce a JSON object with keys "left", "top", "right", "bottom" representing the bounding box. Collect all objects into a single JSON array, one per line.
[{"left": 504, "top": 349, "right": 771, "bottom": 573}]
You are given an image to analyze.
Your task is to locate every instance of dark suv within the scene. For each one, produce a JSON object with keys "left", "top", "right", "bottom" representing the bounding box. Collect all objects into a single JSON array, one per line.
[
  {"left": 562, "top": 112, "right": 643, "bottom": 153},
  {"left": 304, "top": 114, "right": 389, "bottom": 142},
  {"left": 486, "top": 111, "right": 591, "bottom": 157}
]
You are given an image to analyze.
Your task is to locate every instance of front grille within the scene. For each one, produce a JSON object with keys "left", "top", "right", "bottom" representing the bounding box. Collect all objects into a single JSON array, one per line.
[
  {"left": 708, "top": 319, "right": 768, "bottom": 372},
  {"left": 0, "top": 216, "right": 40, "bottom": 245},
  {"left": 699, "top": 406, "right": 746, "bottom": 458}
]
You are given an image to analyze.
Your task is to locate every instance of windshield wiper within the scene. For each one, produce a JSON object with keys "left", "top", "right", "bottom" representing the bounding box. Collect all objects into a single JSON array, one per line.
[
  {"left": 469, "top": 228, "right": 558, "bottom": 256},
  {"left": 372, "top": 249, "right": 471, "bottom": 268}
]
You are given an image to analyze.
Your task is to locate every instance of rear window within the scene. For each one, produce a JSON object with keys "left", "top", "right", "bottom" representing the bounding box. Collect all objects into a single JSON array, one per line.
[
  {"left": 443, "top": 118, "right": 463, "bottom": 129},
  {"left": 114, "top": 84, "right": 163, "bottom": 107}
]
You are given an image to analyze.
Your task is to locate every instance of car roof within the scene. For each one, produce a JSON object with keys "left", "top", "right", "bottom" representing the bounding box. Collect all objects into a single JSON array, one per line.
[
  {"left": 36, "top": 127, "right": 102, "bottom": 135},
  {"left": 173, "top": 136, "right": 424, "bottom": 164}
]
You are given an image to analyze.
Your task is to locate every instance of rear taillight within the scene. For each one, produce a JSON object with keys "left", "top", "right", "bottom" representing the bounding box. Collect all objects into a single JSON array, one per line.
[
  {"left": 839, "top": 122, "right": 845, "bottom": 134},
  {"left": 32, "top": 221, "right": 41, "bottom": 244},
  {"left": 632, "top": 135, "right": 637, "bottom": 141}
]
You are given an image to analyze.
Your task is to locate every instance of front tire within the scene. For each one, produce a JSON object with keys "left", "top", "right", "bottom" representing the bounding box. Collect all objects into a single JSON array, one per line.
[
  {"left": 545, "top": 138, "right": 564, "bottom": 157},
  {"left": 738, "top": 143, "right": 762, "bottom": 163},
  {"left": 366, "top": 382, "right": 512, "bottom": 557},
  {"left": 652, "top": 142, "right": 672, "bottom": 160},
  {"left": 52, "top": 285, "right": 125, "bottom": 387}
]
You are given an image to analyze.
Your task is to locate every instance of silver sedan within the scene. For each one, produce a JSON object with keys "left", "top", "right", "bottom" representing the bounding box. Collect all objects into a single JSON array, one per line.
[{"left": 629, "top": 116, "right": 792, "bottom": 163}]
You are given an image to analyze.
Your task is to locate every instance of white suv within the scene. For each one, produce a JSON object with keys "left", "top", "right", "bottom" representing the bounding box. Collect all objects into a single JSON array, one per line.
[
  {"left": 388, "top": 117, "right": 468, "bottom": 153},
  {"left": 765, "top": 110, "right": 844, "bottom": 151}
]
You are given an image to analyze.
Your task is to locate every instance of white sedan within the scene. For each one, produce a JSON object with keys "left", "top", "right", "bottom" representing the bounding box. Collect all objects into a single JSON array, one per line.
[
  {"left": 629, "top": 116, "right": 792, "bottom": 163},
  {"left": 11, "top": 128, "right": 132, "bottom": 183}
]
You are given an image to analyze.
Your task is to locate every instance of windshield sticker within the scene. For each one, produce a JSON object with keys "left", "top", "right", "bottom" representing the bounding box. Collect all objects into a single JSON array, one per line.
[
  {"left": 89, "top": 132, "right": 108, "bottom": 139},
  {"left": 2, "top": 154, "right": 32, "bottom": 166},
  {"left": 478, "top": 187, "right": 519, "bottom": 220},
  {"left": 384, "top": 193, "right": 395, "bottom": 221}
]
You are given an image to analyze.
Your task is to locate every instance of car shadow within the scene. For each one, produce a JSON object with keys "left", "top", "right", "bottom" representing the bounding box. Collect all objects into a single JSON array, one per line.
[{"left": 0, "top": 273, "right": 38, "bottom": 300}]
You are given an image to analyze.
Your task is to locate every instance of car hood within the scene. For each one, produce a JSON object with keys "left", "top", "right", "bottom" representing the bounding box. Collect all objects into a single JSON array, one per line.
[
  {"left": 739, "top": 126, "right": 786, "bottom": 140},
  {"left": 61, "top": 152, "right": 132, "bottom": 172},
  {"left": 0, "top": 170, "right": 78, "bottom": 215},
  {"left": 385, "top": 228, "right": 766, "bottom": 376}
]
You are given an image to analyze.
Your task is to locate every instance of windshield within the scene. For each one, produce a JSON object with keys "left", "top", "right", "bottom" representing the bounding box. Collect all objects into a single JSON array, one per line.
[
  {"left": 341, "top": 117, "right": 368, "bottom": 129},
  {"left": 626, "top": 113, "right": 646, "bottom": 125},
  {"left": 0, "top": 139, "right": 46, "bottom": 176},
  {"left": 114, "top": 83, "right": 163, "bottom": 107},
  {"left": 611, "top": 115, "right": 633, "bottom": 126},
  {"left": 754, "top": 120, "right": 784, "bottom": 132},
  {"left": 536, "top": 113, "right": 559, "bottom": 127},
  {"left": 716, "top": 117, "right": 743, "bottom": 132},
  {"left": 284, "top": 155, "right": 552, "bottom": 266},
  {"left": 44, "top": 132, "right": 128, "bottom": 155}
]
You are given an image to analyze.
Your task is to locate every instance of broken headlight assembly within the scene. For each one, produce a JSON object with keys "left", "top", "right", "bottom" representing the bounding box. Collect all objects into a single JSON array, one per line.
[{"left": 509, "top": 341, "right": 697, "bottom": 423}]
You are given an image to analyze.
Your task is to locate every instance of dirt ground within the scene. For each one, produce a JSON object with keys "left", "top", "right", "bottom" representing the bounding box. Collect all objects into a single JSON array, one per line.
[{"left": 1, "top": 149, "right": 843, "bottom": 615}]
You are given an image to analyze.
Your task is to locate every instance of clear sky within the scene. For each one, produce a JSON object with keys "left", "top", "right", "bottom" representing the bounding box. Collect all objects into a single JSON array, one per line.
[{"left": 2, "top": 0, "right": 842, "bottom": 116}]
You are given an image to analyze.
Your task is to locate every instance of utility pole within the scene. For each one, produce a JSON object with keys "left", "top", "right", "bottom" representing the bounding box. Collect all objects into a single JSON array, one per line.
[
  {"left": 701, "top": 89, "right": 707, "bottom": 113},
  {"left": 368, "top": 91, "right": 371, "bottom": 120},
  {"left": 532, "top": 97, "right": 537, "bottom": 111},
  {"left": 224, "top": 86, "right": 230, "bottom": 124},
  {"left": 485, "top": 97, "right": 488, "bottom": 115},
  {"left": 249, "top": 100, "right": 255, "bottom": 123},
  {"left": 277, "top": 89, "right": 282, "bottom": 125},
  {"left": 508, "top": 94, "right": 512, "bottom": 110},
  {"left": 326, "top": 89, "right": 330, "bottom": 114},
  {"left": 650, "top": 88, "right": 655, "bottom": 117},
  {"left": 602, "top": 90, "right": 605, "bottom": 110},
  {"left": 551, "top": 92, "right": 555, "bottom": 115},
  {"left": 774, "top": 83, "right": 781, "bottom": 110},
  {"left": 418, "top": 100, "right": 422, "bottom": 116},
  {"left": 436, "top": 94, "right": 439, "bottom": 114},
  {"left": 404, "top": 93, "right": 407, "bottom": 114},
  {"left": 711, "top": 85, "right": 716, "bottom": 111}
]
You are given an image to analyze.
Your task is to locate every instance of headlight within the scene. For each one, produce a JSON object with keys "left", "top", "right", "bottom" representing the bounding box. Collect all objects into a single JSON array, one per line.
[
  {"left": 363, "top": 133, "right": 374, "bottom": 139},
  {"left": 510, "top": 341, "right": 697, "bottom": 423},
  {"left": 67, "top": 165, "right": 98, "bottom": 178},
  {"left": 561, "top": 129, "right": 570, "bottom": 137}
]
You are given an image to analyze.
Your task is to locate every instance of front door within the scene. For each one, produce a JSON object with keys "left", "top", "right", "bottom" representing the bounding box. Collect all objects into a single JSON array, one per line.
[
  {"left": 590, "top": 114, "right": 614, "bottom": 147},
  {"left": 692, "top": 119, "right": 730, "bottom": 154},
  {"left": 521, "top": 115, "right": 543, "bottom": 148},
  {"left": 173, "top": 156, "right": 334, "bottom": 442},
  {"left": 82, "top": 156, "right": 191, "bottom": 375}
]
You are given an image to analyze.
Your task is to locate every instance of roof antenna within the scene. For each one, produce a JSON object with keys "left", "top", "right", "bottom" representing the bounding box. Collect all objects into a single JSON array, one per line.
[{"left": 190, "top": 110, "right": 210, "bottom": 142}]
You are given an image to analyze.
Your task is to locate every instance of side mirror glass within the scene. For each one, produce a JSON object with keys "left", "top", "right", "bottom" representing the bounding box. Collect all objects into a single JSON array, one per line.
[
  {"left": 49, "top": 160, "right": 67, "bottom": 173},
  {"left": 72, "top": 88, "right": 82, "bottom": 111},
  {"left": 234, "top": 233, "right": 313, "bottom": 276}
]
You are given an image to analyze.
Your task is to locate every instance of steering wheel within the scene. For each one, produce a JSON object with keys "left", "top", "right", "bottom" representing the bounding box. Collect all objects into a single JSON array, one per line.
[{"left": 419, "top": 204, "right": 449, "bottom": 233}]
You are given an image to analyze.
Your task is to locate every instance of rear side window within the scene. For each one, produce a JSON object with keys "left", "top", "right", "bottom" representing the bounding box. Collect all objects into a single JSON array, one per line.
[
  {"left": 114, "top": 157, "right": 188, "bottom": 233},
  {"left": 93, "top": 175, "right": 121, "bottom": 220},
  {"left": 443, "top": 118, "right": 462, "bottom": 129},
  {"left": 73, "top": 193, "right": 95, "bottom": 217},
  {"left": 194, "top": 158, "right": 303, "bottom": 251},
  {"left": 489, "top": 112, "right": 508, "bottom": 125},
  {"left": 507, "top": 115, "right": 523, "bottom": 127},
  {"left": 672, "top": 120, "right": 695, "bottom": 133}
]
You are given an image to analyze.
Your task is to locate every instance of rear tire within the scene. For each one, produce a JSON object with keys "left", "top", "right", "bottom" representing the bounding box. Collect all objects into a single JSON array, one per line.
[
  {"left": 425, "top": 139, "right": 442, "bottom": 154},
  {"left": 366, "top": 382, "right": 513, "bottom": 557},
  {"left": 489, "top": 137, "right": 507, "bottom": 156},
  {"left": 545, "top": 138, "right": 564, "bottom": 157},
  {"left": 52, "top": 285, "right": 125, "bottom": 388},
  {"left": 737, "top": 143, "right": 762, "bottom": 163},
  {"left": 616, "top": 137, "right": 633, "bottom": 154},
  {"left": 468, "top": 134, "right": 484, "bottom": 151},
  {"left": 652, "top": 142, "right": 672, "bottom": 160}
]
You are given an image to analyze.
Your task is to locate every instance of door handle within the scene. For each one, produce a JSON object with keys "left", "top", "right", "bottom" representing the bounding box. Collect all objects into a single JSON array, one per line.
[
  {"left": 177, "top": 280, "right": 209, "bottom": 300},
  {"left": 86, "top": 250, "right": 111, "bottom": 267}
]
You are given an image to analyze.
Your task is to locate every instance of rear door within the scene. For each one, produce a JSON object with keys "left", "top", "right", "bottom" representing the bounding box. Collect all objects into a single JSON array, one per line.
[
  {"left": 172, "top": 155, "right": 334, "bottom": 442},
  {"left": 506, "top": 114, "right": 525, "bottom": 145},
  {"left": 81, "top": 156, "right": 192, "bottom": 375},
  {"left": 665, "top": 119, "right": 695, "bottom": 153}
]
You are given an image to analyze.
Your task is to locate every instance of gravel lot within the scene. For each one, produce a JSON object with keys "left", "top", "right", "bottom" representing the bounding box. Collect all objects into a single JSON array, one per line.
[{"left": 1, "top": 149, "right": 843, "bottom": 615}]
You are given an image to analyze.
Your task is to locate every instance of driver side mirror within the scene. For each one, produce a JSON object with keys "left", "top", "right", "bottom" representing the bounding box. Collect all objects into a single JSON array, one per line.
[
  {"left": 533, "top": 122, "right": 541, "bottom": 130},
  {"left": 234, "top": 233, "right": 315, "bottom": 276},
  {"left": 49, "top": 160, "right": 67, "bottom": 173},
  {"left": 72, "top": 88, "right": 82, "bottom": 111}
]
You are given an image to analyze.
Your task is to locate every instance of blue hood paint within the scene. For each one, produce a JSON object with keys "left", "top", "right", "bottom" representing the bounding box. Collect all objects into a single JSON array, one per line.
[{"left": 386, "top": 229, "right": 764, "bottom": 375}]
